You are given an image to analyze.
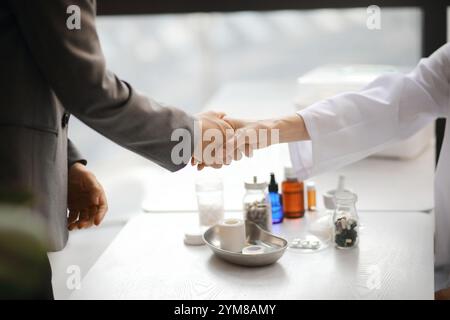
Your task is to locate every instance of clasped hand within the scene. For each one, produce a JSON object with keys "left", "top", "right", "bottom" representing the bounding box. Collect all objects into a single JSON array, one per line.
[{"left": 191, "top": 111, "right": 279, "bottom": 170}]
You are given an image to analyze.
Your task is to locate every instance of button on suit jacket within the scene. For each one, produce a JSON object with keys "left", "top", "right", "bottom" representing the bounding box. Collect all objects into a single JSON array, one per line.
[{"left": 0, "top": 1, "right": 196, "bottom": 251}]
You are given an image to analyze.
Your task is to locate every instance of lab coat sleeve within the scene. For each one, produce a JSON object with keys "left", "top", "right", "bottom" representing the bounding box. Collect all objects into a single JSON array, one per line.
[{"left": 289, "top": 44, "right": 450, "bottom": 179}]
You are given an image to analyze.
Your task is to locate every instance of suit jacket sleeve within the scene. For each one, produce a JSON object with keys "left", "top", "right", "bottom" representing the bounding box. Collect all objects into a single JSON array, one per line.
[
  {"left": 8, "top": 0, "right": 198, "bottom": 172},
  {"left": 67, "top": 139, "right": 87, "bottom": 169}
]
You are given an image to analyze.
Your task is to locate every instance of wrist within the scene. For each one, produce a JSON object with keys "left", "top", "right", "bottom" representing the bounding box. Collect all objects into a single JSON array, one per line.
[
  {"left": 256, "top": 119, "right": 277, "bottom": 147},
  {"left": 269, "top": 114, "right": 309, "bottom": 143},
  {"left": 234, "top": 119, "right": 277, "bottom": 149}
]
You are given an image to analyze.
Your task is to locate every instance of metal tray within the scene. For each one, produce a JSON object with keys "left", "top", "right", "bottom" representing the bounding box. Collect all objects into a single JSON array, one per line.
[{"left": 203, "top": 220, "right": 288, "bottom": 267}]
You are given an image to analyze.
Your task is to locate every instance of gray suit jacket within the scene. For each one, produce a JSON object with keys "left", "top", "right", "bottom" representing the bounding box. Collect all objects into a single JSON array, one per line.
[{"left": 0, "top": 1, "right": 196, "bottom": 251}]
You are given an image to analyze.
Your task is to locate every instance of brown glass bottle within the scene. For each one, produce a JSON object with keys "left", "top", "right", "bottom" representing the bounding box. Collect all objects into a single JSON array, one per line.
[{"left": 281, "top": 167, "right": 305, "bottom": 218}]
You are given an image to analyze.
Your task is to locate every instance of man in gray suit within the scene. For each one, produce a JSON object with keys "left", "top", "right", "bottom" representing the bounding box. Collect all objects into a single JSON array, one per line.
[{"left": 0, "top": 0, "right": 232, "bottom": 298}]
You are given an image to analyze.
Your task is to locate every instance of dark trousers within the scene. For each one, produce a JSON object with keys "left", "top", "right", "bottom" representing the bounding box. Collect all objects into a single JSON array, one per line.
[
  {"left": 0, "top": 245, "right": 54, "bottom": 300},
  {"left": 41, "top": 254, "right": 54, "bottom": 300}
]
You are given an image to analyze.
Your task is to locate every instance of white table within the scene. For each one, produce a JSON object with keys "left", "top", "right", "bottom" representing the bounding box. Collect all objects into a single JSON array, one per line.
[
  {"left": 142, "top": 81, "right": 434, "bottom": 213},
  {"left": 70, "top": 211, "right": 434, "bottom": 300}
]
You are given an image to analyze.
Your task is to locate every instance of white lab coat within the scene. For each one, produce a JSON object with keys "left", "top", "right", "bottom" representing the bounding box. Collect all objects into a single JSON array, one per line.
[{"left": 289, "top": 43, "right": 450, "bottom": 290}]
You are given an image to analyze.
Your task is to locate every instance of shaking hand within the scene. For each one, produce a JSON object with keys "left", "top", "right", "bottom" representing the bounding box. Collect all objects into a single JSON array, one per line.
[
  {"left": 192, "top": 111, "right": 234, "bottom": 170},
  {"left": 192, "top": 113, "right": 309, "bottom": 170}
]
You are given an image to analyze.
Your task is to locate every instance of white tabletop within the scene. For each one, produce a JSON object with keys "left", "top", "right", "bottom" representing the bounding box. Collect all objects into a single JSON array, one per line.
[
  {"left": 142, "top": 81, "right": 434, "bottom": 213},
  {"left": 70, "top": 211, "right": 434, "bottom": 300}
]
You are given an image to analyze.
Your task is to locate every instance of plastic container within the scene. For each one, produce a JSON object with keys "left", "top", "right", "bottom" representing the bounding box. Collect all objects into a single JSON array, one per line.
[
  {"left": 306, "top": 181, "right": 317, "bottom": 211},
  {"left": 195, "top": 177, "right": 224, "bottom": 227}
]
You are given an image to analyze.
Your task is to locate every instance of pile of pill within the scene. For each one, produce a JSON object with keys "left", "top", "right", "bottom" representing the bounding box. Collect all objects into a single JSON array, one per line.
[
  {"left": 334, "top": 216, "right": 358, "bottom": 248},
  {"left": 198, "top": 203, "right": 224, "bottom": 226},
  {"left": 244, "top": 200, "right": 270, "bottom": 231},
  {"left": 290, "top": 238, "right": 321, "bottom": 250}
]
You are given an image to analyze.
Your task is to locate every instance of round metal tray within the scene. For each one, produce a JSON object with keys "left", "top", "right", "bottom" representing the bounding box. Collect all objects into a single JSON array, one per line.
[{"left": 203, "top": 220, "right": 288, "bottom": 267}]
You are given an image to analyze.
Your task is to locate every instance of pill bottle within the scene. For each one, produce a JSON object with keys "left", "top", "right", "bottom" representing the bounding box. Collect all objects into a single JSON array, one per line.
[
  {"left": 307, "top": 181, "right": 317, "bottom": 211},
  {"left": 333, "top": 191, "right": 359, "bottom": 249},
  {"left": 281, "top": 167, "right": 304, "bottom": 218}
]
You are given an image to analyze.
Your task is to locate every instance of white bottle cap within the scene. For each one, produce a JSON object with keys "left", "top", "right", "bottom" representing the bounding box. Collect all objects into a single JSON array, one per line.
[
  {"left": 184, "top": 228, "right": 205, "bottom": 246},
  {"left": 284, "top": 167, "right": 297, "bottom": 179},
  {"left": 306, "top": 181, "right": 316, "bottom": 190}
]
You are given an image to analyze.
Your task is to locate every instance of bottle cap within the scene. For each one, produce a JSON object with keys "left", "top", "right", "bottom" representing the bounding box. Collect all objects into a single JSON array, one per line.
[
  {"left": 306, "top": 181, "right": 315, "bottom": 190},
  {"left": 184, "top": 228, "right": 206, "bottom": 246},
  {"left": 244, "top": 176, "right": 267, "bottom": 190},
  {"left": 268, "top": 173, "right": 278, "bottom": 193},
  {"left": 284, "top": 167, "right": 297, "bottom": 180}
]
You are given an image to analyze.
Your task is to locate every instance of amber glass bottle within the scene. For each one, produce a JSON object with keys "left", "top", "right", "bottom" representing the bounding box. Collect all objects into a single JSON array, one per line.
[{"left": 281, "top": 167, "right": 305, "bottom": 218}]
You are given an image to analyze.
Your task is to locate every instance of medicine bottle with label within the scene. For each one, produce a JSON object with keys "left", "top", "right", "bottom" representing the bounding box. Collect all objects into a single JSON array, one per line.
[{"left": 281, "top": 167, "right": 304, "bottom": 218}]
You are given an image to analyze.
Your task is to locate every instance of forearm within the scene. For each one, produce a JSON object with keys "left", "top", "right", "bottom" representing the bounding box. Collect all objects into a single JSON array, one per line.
[
  {"left": 264, "top": 114, "right": 310, "bottom": 144},
  {"left": 234, "top": 114, "right": 310, "bottom": 148}
]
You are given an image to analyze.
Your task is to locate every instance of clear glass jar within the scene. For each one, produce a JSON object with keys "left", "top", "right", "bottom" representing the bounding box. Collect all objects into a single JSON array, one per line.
[
  {"left": 333, "top": 191, "right": 359, "bottom": 249},
  {"left": 195, "top": 177, "right": 224, "bottom": 227},
  {"left": 243, "top": 176, "right": 272, "bottom": 231}
]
